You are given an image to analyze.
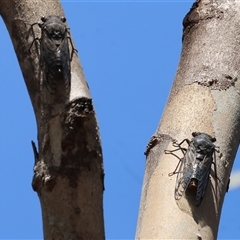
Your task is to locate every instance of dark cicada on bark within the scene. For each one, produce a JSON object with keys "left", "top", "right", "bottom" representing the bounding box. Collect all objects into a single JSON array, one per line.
[
  {"left": 165, "top": 132, "right": 218, "bottom": 206},
  {"left": 30, "top": 16, "right": 76, "bottom": 94}
]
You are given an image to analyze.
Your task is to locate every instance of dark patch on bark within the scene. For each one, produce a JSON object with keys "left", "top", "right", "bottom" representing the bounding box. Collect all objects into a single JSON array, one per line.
[
  {"left": 182, "top": 0, "right": 224, "bottom": 42},
  {"left": 145, "top": 133, "right": 172, "bottom": 156},
  {"left": 145, "top": 133, "right": 173, "bottom": 181},
  {"left": 32, "top": 97, "right": 104, "bottom": 192},
  {"left": 57, "top": 97, "right": 103, "bottom": 189},
  {"left": 74, "top": 207, "right": 81, "bottom": 214},
  {"left": 59, "top": 150, "right": 96, "bottom": 188},
  {"left": 62, "top": 97, "right": 94, "bottom": 152},
  {"left": 197, "top": 74, "right": 237, "bottom": 90},
  {"left": 182, "top": 1, "right": 200, "bottom": 42},
  {"left": 144, "top": 135, "right": 159, "bottom": 156},
  {"left": 32, "top": 148, "right": 102, "bottom": 192}
]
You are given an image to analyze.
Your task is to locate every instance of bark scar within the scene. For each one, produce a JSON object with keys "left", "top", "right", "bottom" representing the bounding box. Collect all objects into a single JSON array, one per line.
[{"left": 144, "top": 134, "right": 172, "bottom": 156}]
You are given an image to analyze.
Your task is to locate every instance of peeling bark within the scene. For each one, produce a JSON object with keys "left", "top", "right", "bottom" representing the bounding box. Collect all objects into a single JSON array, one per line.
[
  {"left": 136, "top": 1, "right": 240, "bottom": 239},
  {"left": 0, "top": 0, "right": 105, "bottom": 239}
]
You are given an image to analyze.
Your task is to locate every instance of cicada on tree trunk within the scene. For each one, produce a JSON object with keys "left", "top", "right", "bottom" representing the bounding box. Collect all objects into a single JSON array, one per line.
[
  {"left": 165, "top": 132, "right": 219, "bottom": 206},
  {"left": 29, "top": 15, "right": 77, "bottom": 94}
]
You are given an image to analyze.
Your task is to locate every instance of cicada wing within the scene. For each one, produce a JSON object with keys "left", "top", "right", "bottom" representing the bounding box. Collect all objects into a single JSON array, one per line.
[
  {"left": 40, "top": 31, "right": 61, "bottom": 93},
  {"left": 40, "top": 30, "right": 58, "bottom": 68},
  {"left": 174, "top": 146, "right": 195, "bottom": 200},
  {"left": 195, "top": 155, "right": 213, "bottom": 206},
  {"left": 59, "top": 34, "right": 71, "bottom": 92}
]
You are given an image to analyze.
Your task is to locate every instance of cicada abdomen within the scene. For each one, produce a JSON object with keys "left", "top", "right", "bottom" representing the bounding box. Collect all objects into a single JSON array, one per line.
[{"left": 165, "top": 132, "right": 218, "bottom": 206}]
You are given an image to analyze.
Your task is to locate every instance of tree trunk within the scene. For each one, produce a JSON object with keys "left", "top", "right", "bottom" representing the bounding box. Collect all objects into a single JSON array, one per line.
[
  {"left": 136, "top": 1, "right": 240, "bottom": 239},
  {"left": 0, "top": 0, "right": 105, "bottom": 239}
]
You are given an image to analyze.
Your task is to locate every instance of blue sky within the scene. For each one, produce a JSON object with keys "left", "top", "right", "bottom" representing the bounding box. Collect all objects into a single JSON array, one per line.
[{"left": 0, "top": 1, "right": 239, "bottom": 239}]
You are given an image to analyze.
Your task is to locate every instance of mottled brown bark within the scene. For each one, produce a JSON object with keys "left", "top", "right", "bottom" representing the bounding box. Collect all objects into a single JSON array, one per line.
[
  {"left": 0, "top": 0, "right": 105, "bottom": 239},
  {"left": 136, "top": 1, "right": 240, "bottom": 239}
]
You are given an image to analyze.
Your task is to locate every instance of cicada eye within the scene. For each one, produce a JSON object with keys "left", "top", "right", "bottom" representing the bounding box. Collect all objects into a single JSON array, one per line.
[
  {"left": 211, "top": 137, "right": 216, "bottom": 142},
  {"left": 192, "top": 132, "right": 200, "bottom": 137},
  {"left": 61, "top": 17, "right": 66, "bottom": 23},
  {"left": 41, "top": 16, "right": 46, "bottom": 22}
]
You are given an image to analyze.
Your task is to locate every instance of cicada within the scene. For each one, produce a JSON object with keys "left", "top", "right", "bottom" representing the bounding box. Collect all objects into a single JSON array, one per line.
[
  {"left": 30, "top": 16, "right": 77, "bottom": 94},
  {"left": 165, "top": 132, "right": 218, "bottom": 206}
]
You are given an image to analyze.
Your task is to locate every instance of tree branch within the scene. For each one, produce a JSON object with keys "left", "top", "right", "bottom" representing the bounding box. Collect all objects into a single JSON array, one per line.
[
  {"left": 0, "top": 0, "right": 105, "bottom": 239},
  {"left": 136, "top": 1, "right": 240, "bottom": 239}
]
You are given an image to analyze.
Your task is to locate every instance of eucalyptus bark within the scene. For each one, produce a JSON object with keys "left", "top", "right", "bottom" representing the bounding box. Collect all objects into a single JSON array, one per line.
[
  {"left": 0, "top": 1, "right": 104, "bottom": 239},
  {"left": 136, "top": 1, "right": 240, "bottom": 239}
]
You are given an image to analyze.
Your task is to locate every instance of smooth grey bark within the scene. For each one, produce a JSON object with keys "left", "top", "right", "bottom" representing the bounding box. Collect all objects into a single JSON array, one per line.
[
  {"left": 0, "top": 0, "right": 105, "bottom": 239},
  {"left": 136, "top": 1, "right": 239, "bottom": 239}
]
